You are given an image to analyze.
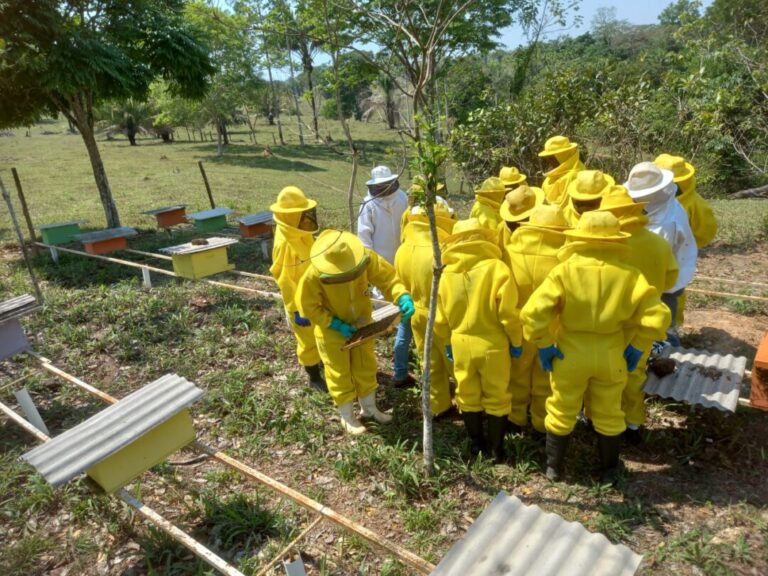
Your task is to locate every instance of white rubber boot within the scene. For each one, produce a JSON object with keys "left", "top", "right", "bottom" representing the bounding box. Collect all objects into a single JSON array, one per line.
[
  {"left": 338, "top": 402, "right": 366, "bottom": 435},
  {"left": 359, "top": 391, "right": 393, "bottom": 424}
]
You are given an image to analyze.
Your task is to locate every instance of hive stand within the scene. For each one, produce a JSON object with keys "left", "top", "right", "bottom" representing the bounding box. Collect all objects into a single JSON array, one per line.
[
  {"left": 0, "top": 294, "right": 40, "bottom": 361},
  {"left": 76, "top": 227, "right": 138, "bottom": 255},
  {"left": 22, "top": 374, "right": 203, "bottom": 494},
  {"left": 160, "top": 237, "right": 239, "bottom": 279},
  {"left": 143, "top": 205, "right": 188, "bottom": 229},
  {"left": 187, "top": 207, "right": 233, "bottom": 233}
]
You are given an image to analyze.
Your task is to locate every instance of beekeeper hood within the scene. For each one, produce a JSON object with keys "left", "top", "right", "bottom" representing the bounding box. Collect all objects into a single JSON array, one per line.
[
  {"left": 654, "top": 153, "right": 695, "bottom": 196},
  {"left": 500, "top": 185, "right": 544, "bottom": 223},
  {"left": 310, "top": 229, "right": 370, "bottom": 283},
  {"left": 498, "top": 166, "right": 527, "bottom": 190},
  {"left": 624, "top": 162, "right": 676, "bottom": 215},
  {"left": 475, "top": 177, "right": 507, "bottom": 204},
  {"left": 270, "top": 186, "right": 319, "bottom": 231}
]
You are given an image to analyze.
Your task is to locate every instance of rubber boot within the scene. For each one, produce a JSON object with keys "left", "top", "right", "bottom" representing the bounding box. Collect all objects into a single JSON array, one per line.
[
  {"left": 338, "top": 402, "right": 366, "bottom": 435},
  {"left": 487, "top": 415, "right": 509, "bottom": 464},
  {"left": 545, "top": 432, "right": 571, "bottom": 481},
  {"left": 304, "top": 364, "right": 328, "bottom": 393},
  {"left": 462, "top": 411, "right": 486, "bottom": 458},
  {"left": 359, "top": 391, "right": 392, "bottom": 423},
  {"left": 597, "top": 433, "right": 623, "bottom": 485}
]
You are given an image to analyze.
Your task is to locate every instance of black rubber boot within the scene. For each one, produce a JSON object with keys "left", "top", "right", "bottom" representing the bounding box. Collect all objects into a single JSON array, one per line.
[
  {"left": 487, "top": 415, "right": 509, "bottom": 464},
  {"left": 462, "top": 411, "right": 486, "bottom": 458},
  {"left": 304, "top": 364, "right": 328, "bottom": 393},
  {"left": 506, "top": 420, "right": 523, "bottom": 436},
  {"left": 545, "top": 432, "right": 571, "bottom": 481},
  {"left": 597, "top": 433, "right": 624, "bottom": 485}
]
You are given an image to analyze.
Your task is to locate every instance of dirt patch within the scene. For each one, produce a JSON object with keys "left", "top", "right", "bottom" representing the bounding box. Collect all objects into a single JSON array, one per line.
[
  {"left": 681, "top": 309, "right": 767, "bottom": 364},
  {"left": 698, "top": 242, "right": 768, "bottom": 284}
]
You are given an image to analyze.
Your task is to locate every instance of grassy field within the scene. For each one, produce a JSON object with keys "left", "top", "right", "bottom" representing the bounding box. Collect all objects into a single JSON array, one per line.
[{"left": 1, "top": 117, "right": 768, "bottom": 575}]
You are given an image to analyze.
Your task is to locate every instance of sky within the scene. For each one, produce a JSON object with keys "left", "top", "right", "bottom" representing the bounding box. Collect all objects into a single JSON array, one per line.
[{"left": 499, "top": 0, "right": 714, "bottom": 49}]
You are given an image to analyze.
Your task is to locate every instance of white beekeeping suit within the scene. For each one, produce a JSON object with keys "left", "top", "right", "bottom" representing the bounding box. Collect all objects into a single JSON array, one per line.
[
  {"left": 357, "top": 165, "right": 408, "bottom": 265},
  {"left": 625, "top": 162, "right": 697, "bottom": 293}
]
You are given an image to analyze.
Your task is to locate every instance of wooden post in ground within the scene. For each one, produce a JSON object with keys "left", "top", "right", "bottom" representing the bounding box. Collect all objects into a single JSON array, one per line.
[
  {"left": 0, "top": 176, "right": 43, "bottom": 302},
  {"left": 11, "top": 168, "right": 38, "bottom": 257},
  {"left": 197, "top": 161, "right": 216, "bottom": 209}
]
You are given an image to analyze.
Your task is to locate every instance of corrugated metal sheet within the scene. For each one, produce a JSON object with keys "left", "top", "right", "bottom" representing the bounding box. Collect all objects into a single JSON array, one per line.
[
  {"left": 76, "top": 227, "right": 138, "bottom": 243},
  {"left": 187, "top": 207, "right": 233, "bottom": 220},
  {"left": 37, "top": 220, "right": 86, "bottom": 230},
  {"left": 159, "top": 237, "right": 238, "bottom": 255},
  {"left": 143, "top": 204, "right": 187, "bottom": 216},
  {"left": 431, "top": 491, "right": 642, "bottom": 576},
  {"left": 238, "top": 211, "right": 273, "bottom": 226},
  {"left": 643, "top": 347, "right": 747, "bottom": 412},
  {"left": 0, "top": 294, "right": 39, "bottom": 323},
  {"left": 22, "top": 374, "right": 203, "bottom": 487}
]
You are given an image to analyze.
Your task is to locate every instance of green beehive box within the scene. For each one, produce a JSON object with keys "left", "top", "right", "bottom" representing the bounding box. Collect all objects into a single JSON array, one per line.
[
  {"left": 86, "top": 409, "right": 196, "bottom": 494},
  {"left": 187, "top": 207, "right": 232, "bottom": 233},
  {"left": 39, "top": 221, "right": 86, "bottom": 245},
  {"left": 194, "top": 215, "right": 228, "bottom": 232}
]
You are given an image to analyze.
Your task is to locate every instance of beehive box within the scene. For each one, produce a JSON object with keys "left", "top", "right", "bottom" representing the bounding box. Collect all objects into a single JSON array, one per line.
[
  {"left": 77, "top": 227, "right": 137, "bottom": 255},
  {"left": 160, "top": 237, "right": 238, "bottom": 279},
  {"left": 238, "top": 211, "right": 274, "bottom": 238},
  {"left": 87, "top": 409, "right": 195, "bottom": 493},
  {"left": 751, "top": 332, "right": 768, "bottom": 411},
  {"left": 38, "top": 220, "right": 86, "bottom": 245},
  {"left": 143, "top": 205, "right": 188, "bottom": 228},
  {"left": 22, "top": 374, "right": 203, "bottom": 494},
  {"left": 187, "top": 207, "right": 232, "bottom": 232}
]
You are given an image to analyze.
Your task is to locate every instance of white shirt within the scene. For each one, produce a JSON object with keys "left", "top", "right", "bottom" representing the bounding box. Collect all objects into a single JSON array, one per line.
[
  {"left": 644, "top": 185, "right": 698, "bottom": 293},
  {"left": 356, "top": 188, "right": 408, "bottom": 265}
]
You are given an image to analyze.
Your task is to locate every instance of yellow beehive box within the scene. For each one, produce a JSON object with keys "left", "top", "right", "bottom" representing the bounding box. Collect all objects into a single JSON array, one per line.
[
  {"left": 87, "top": 409, "right": 195, "bottom": 493},
  {"left": 160, "top": 237, "right": 239, "bottom": 280}
]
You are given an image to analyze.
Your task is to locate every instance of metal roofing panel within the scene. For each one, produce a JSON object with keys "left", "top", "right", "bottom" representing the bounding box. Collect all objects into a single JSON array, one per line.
[
  {"left": 37, "top": 220, "right": 87, "bottom": 230},
  {"left": 0, "top": 294, "right": 39, "bottom": 323},
  {"left": 238, "top": 211, "right": 273, "bottom": 226},
  {"left": 159, "top": 236, "right": 239, "bottom": 255},
  {"left": 76, "top": 227, "right": 138, "bottom": 243},
  {"left": 643, "top": 347, "right": 747, "bottom": 412},
  {"left": 143, "top": 204, "right": 187, "bottom": 216},
  {"left": 22, "top": 374, "right": 203, "bottom": 487},
  {"left": 187, "top": 207, "right": 233, "bottom": 220},
  {"left": 431, "top": 492, "right": 642, "bottom": 576}
]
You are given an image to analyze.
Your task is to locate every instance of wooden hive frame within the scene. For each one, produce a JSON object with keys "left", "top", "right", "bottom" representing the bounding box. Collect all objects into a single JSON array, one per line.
[{"left": 342, "top": 304, "right": 401, "bottom": 351}]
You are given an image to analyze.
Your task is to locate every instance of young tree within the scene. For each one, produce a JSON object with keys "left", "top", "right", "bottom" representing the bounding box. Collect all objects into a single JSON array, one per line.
[{"left": 0, "top": 0, "right": 214, "bottom": 227}]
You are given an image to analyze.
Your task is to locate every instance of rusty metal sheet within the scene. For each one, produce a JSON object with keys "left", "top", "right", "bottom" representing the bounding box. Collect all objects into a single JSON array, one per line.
[
  {"left": 76, "top": 227, "right": 138, "bottom": 243},
  {"left": 431, "top": 491, "right": 642, "bottom": 576},
  {"left": 159, "top": 236, "right": 239, "bottom": 255},
  {"left": 22, "top": 374, "right": 203, "bottom": 487},
  {"left": 643, "top": 347, "right": 747, "bottom": 412}
]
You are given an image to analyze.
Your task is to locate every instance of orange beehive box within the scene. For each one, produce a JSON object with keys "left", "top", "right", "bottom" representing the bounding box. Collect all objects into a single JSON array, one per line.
[
  {"left": 77, "top": 227, "right": 137, "bottom": 256},
  {"left": 238, "top": 211, "right": 274, "bottom": 238},
  {"left": 143, "top": 205, "right": 188, "bottom": 229},
  {"left": 751, "top": 331, "right": 768, "bottom": 411}
]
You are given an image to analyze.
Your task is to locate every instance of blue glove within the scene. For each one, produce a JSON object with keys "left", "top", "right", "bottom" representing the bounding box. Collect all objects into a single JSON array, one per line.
[
  {"left": 624, "top": 344, "right": 644, "bottom": 372},
  {"left": 538, "top": 345, "right": 564, "bottom": 372},
  {"left": 445, "top": 345, "right": 453, "bottom": 363},
  {"left": 293, "top": 311, "right": 311, "bottom": 327},
  {"left": 509, "top": 345, "right": 523, "bottom": 359},
  {"left": 330, "top": 317, "right": 357, "bottom": 339},
  {"left": 397, "top": 294, "right": 415, "bottom": 322}
]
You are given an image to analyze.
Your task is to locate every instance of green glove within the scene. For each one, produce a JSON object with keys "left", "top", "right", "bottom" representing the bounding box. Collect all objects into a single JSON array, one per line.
[{"left": 330, "top": 317, "right": 356, "bottom": 339}]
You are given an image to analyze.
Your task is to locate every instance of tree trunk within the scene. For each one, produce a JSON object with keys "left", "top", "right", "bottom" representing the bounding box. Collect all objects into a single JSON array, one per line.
[
  {"left": 386, "top": 91, "right": 397, "bottom": 129},
  {"left": 68, "top": 93, "right": 121, "bottom": 228},
  {"left": 127, "top": 129, "right": 137, "bottom": 146},
  {"left": 304, "top": 57, "right": 321, "bottom": 141},
  {"left": 219, "top": 120, "right": 229, "bottom": 145},
  {"left": 215, "top": 116, "right": 224, "bottom": 157}
]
